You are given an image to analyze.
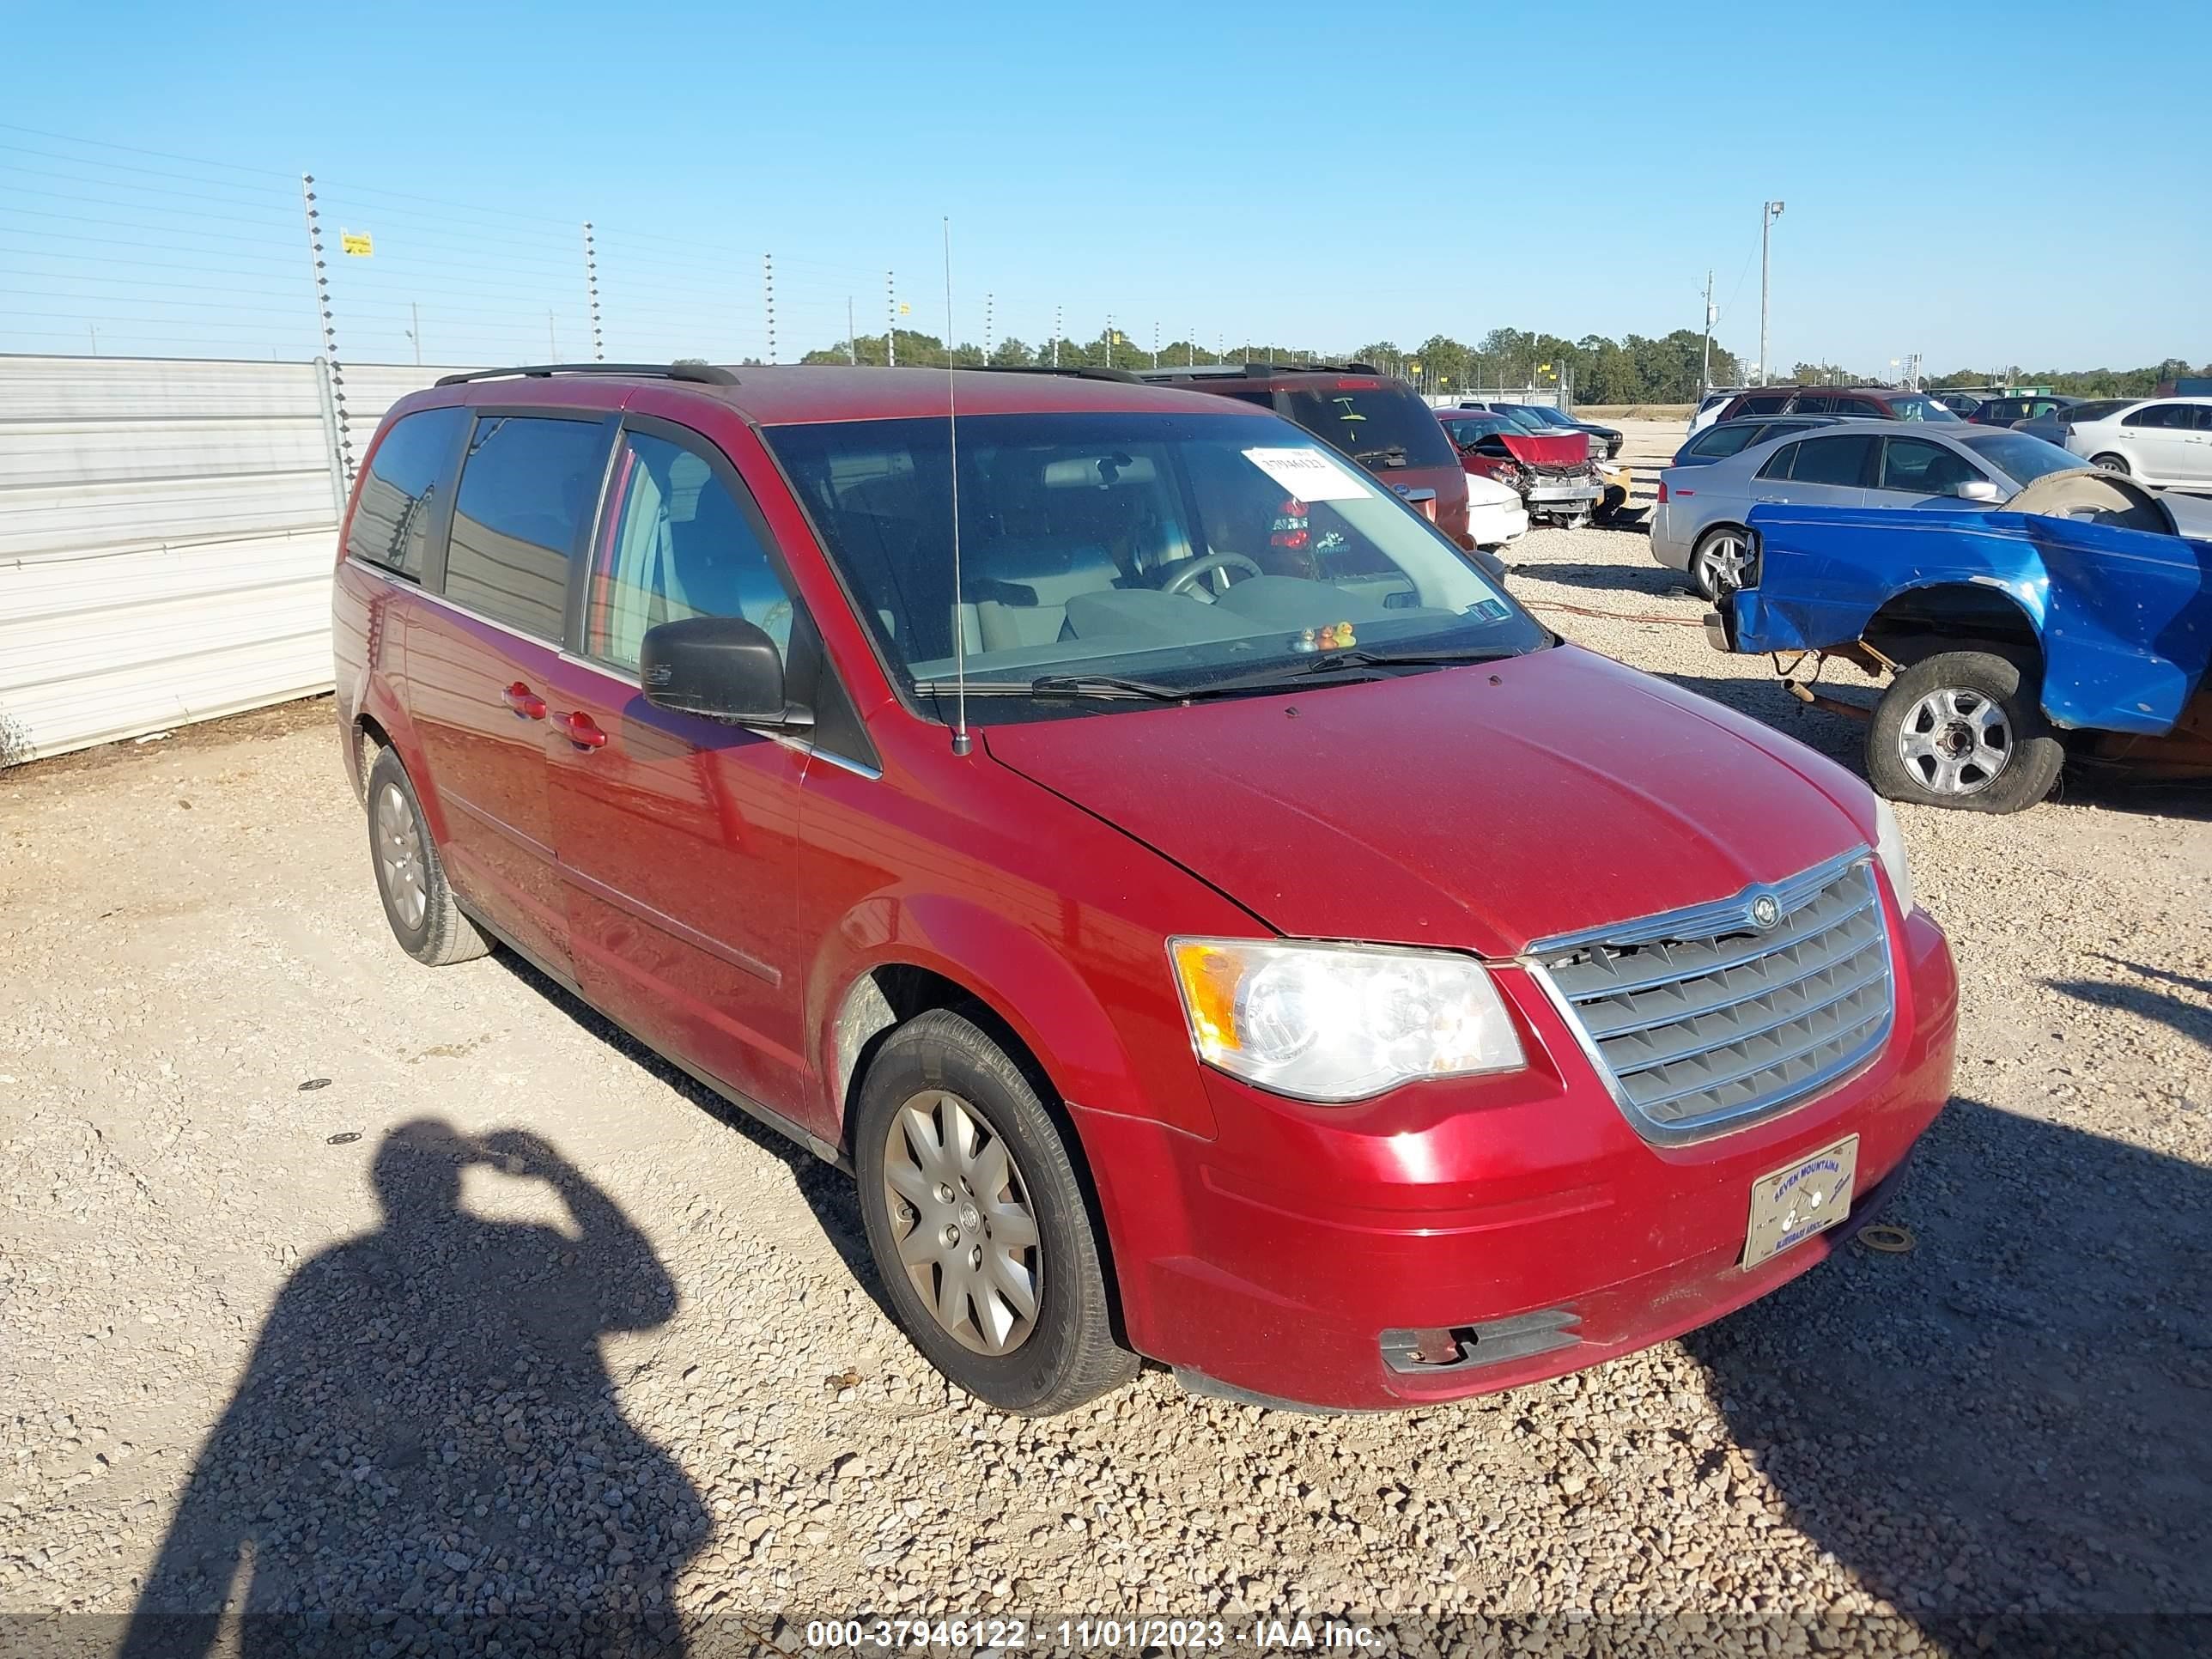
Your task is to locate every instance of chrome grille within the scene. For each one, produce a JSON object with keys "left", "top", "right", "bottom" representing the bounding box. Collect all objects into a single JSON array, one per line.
[{"left": 1531, "top": 852, "right": 1893, "bottom": 1142}]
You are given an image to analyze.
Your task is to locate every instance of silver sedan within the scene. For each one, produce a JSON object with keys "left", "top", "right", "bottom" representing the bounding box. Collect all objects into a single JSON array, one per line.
[{"left": 1648, "top": 420, "right": 2087, "bottom": 599}]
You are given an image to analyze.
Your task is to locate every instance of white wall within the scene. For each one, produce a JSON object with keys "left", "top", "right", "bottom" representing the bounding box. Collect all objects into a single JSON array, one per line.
[{"left": 0, "top": 354, "right": 465, "bottom": 765}]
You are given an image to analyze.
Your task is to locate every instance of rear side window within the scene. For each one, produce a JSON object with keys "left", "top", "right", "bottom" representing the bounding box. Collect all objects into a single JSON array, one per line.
[
  {"left": 1833, "top": 397, "right": 1885, "bottom": 417},
  {"left": 346, "top": 406, "right": 465, "bottom": 580},
  {"left": 586, "top": 430, "right": 793, "bottom": 674},
  {"left": 1791, "top": 394, "right": 1836, "bottom": 415},
  {"left": 1755, "top": 441, "right": 1800, "bottom": 480},
  {"left": 1687, "top": 424, "right": 1758, "bottom": 459},
  {"left": 2194, "top": 406, "right": 2212, "bottom": 431},
  {"left": 444, "top": 416, "right": 610, "bottom": 641},
  {"left": 1735, "top": 393, "right": 1790, "bottom": 417},
  {"left": 2125, "top": 403, "right": 2191, "bottom": 428}
]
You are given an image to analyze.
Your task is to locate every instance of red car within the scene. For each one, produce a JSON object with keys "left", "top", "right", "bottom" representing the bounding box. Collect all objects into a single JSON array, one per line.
[
  {"left": 1437, "top": 407, "right": 1603, "bottom": 525},
  {"left": 1133, "top": 362, "right": 1475, "bottom": 550},
  {"left": 334, "top": 362, "right": 1957, "bottom": 1414}
]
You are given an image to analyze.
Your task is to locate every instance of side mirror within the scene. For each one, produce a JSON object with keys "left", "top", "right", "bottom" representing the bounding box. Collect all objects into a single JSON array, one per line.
[
  {"left": 640, "top": 615, "right": 810, "bottom": 727},
  {"left": 1951, "top": 477, "right": 2002, "bottom": 503}
]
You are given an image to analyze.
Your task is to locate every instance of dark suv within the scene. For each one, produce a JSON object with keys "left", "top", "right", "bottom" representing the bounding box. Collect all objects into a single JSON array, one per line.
[
  {"left": 1131, "top": 363, "right": 1472, "bottom": 548},
  {"left": 1714, "top": 386, "right": 1960, "bottom": 424}
]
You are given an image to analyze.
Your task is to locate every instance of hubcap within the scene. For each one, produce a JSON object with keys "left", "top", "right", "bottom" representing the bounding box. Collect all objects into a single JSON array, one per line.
[
  {"left": 1898, "top": 686, "right": 2012, "bottom": 796},
  {"left": 882, "top": 1090, "right": 1041, "bottom": 1356},
  {"left": 1700, "top": 532, "right": 1747, "bottom": 592},
  {"left": 374, "top": 782, "right": 429, "bottom": 930}
]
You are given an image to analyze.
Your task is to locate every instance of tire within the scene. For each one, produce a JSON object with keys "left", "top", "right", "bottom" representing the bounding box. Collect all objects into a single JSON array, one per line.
[
  {"left": 365, "top": 745, "right": 492, "bottom": 965},
  {"left": 854, "top": 1007, "right": 1137, "bottom": 1414},
  {"left": 1688, "top": 525, "right": 1751, "bottom": 602},
  {"left": 1866, "top": 651, "right": 2064, "bottom": 813},
  {"left": 2090, "top": 453, "right": 2129, "bottom": 476}
]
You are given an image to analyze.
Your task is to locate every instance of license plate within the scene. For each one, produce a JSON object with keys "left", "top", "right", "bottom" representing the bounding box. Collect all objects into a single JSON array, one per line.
[{"left": 1742, "top": 1134, "right": 1859, "bottom": 1267}]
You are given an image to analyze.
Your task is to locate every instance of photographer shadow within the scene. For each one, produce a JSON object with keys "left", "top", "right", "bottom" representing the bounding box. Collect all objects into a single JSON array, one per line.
[{"left": 121, "top": 1120, "right": 708, "bottom": 1658}]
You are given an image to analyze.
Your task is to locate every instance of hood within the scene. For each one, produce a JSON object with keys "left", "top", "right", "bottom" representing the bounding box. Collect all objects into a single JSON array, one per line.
[
  {"left": 982, "top": 645, "right": 1871, "bottom": 957},
  {"left": 1498, "top": 430, "right": 1589, "bottom": 466}
]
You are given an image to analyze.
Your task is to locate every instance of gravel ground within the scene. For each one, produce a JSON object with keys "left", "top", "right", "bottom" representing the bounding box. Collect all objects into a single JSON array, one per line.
[{"left": 3, "top": 421, "right": 2209, "bottom": 1656}]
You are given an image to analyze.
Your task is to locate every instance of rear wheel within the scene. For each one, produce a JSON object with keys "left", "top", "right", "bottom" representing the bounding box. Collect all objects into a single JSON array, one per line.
[
  {"left": 1689, "top": 525, "right": 1751, "bottom": 601},
  {"left": 366, "top": 746, "right": 492, "bottom": 964},
  {"left": 2090, "top": 452, "right": 2130, "bottom": 475},
  {"left": 854, "top": 1008, "right": 1137, "bottom": 1414},
  {"left": 1866, "top": 651, "right": 2063, "bottom": 813}
]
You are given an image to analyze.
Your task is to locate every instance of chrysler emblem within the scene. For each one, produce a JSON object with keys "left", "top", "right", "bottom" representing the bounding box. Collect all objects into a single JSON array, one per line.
[{"left": 1750, "top": 894, "right": 1782, "bottom": 931}]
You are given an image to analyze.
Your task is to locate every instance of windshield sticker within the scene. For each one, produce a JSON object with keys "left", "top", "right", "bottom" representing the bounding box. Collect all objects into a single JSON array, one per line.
[{"left": 1243, "top": 447, "right": 1372, "bottom": 502}]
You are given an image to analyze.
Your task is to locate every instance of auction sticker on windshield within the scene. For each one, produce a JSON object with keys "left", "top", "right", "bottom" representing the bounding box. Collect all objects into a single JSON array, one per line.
[
  {"left": 1243, "top": 446, "right": 1372, "bottom": 501},
  {"left": 1742, "top": 1134, "right": 1859, "bottom": 1267}
]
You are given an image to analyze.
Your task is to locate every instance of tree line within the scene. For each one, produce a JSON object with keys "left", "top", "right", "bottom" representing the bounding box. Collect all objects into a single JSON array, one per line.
[{"left": 788, "top": 323, "right": 2205, "bottom": 403}]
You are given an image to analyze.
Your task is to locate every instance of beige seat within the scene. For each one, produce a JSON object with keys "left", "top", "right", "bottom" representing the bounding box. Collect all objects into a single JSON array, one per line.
[{"left": 965, "top": 541, "right": 1122, "bottom": 652}]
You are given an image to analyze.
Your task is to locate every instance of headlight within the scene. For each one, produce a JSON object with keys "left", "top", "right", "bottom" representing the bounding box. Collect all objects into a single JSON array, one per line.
[
  {"left": 1168, "top": 939, "right": 1525, "bottom": 1103},
  {"left": 1873, "top": 798, "right": 1916, "bottom": 915}
]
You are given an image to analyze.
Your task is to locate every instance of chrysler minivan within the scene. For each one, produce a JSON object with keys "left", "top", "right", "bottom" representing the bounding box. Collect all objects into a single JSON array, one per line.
[{"left": 333, "top": 362, "right": 1957, "bottom": 1414}]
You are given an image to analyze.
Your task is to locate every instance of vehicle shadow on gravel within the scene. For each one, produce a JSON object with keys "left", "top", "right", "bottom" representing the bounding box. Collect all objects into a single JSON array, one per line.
[
  {"left": 1512, "top": 560, "right": 1694, "bottom": 600},
  {"left": 2045, "top": 964, "right": 2212, "bottom": 1051},
  {"left": 119, "top": 1119, "right": 708, "bottom": 1657},
  {"left": 1685, "top": 1098, "right": 2212, "bottom": 1647}
]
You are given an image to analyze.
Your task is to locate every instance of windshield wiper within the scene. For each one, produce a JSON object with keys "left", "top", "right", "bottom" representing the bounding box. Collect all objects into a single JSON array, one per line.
[
  {"left": 1352, "top": 444, "right": 1408, "bottom": 465},
  {"left": 1297, "top": 645, "right": 1524, "bottom": 672}
]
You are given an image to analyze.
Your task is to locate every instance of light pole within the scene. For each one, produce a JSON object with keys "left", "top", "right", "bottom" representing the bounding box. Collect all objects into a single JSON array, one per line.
[
  {"left": 1759, "top": 200, "right": 1784, "bottom": 386},
  {"left": 1698, "top": 269, "right": 1715, "bottom": 398}
]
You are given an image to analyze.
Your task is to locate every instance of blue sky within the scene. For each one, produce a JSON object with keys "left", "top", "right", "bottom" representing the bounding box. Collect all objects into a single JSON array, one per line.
[{"left": 3, "top": 0, "right": 2207, "bottom": 371}]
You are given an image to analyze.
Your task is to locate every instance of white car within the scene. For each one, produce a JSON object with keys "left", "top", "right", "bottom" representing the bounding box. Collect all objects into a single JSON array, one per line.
[
  {"left": 1686, "top": 389, "right": 1745, "bottom": 436},
  {"left": 1463, "top": 469, "right": 1530, "bottom": 547},
  {"left": 2064, "top": 397, "right": 2212, "bottom": 489}
]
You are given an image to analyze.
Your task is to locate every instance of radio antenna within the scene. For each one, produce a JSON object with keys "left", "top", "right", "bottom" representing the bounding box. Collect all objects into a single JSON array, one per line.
[{"left": 943, "top": 215, "right": 971, "bottom": 757}]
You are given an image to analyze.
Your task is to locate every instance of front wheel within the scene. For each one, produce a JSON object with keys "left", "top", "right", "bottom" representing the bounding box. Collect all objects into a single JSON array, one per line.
[
  {"left": 854, "top": 1008, "right": 1137, "bottom": 1414},
  {"left": 1866, "top": 651, "right": 2063, "bottom": 813}
]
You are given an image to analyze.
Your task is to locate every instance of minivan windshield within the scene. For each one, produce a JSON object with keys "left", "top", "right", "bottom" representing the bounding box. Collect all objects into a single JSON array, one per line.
[
  {"left": 763, "top": 410, "right": 1547, "bottom": 725},
  {"left": 1277, "top": 381, "right": 1460, "bottom": 468}
]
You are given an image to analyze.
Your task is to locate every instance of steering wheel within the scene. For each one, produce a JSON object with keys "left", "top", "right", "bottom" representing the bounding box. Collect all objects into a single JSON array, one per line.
[{"left": 1161, "top": 551, "right": 1264, "bottom": 600}]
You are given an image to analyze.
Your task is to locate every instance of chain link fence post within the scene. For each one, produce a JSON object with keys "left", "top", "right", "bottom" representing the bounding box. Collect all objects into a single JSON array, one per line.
[
  {"left": 584, "top": 221, "right": 604, "bottom": 362},
  {"left": 300, "top": 173, "right": 354, "bottom": 489}
]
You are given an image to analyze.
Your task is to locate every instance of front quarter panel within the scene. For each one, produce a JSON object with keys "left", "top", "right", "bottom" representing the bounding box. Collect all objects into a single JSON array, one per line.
[{"left": 795, "top": 738, "right": 1251, "bottom": 1146}]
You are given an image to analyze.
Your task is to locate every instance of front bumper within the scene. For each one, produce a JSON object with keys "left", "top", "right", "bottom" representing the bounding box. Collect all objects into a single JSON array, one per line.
[
  {"left": 1077, "top": 904, "right": 1957, "bottom": 1412},
  {"left": 1525, "top": 480, "right": 1601, "bottom": 517}
]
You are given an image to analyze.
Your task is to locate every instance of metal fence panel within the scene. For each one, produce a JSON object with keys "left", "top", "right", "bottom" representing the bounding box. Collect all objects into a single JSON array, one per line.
[{"left": 0, "top": 354, "right": 484, "bottom": 765}]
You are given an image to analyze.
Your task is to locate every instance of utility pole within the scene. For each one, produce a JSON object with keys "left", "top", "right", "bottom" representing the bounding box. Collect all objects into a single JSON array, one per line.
[
  {"left": 1698, "top": 268, "right": 1715, "bottom": 398},
  {"left": 1759, "top": 200, "right": 1784, "bottom": 386},
  {"left": 763, "top": 252, "right": 776, "bottom": 364},
  {"left": 886, "top": 270, "right": 896, "bottom": 368},
  {"left": 583, "top": 222, "right": 603, "bottom": 362}
]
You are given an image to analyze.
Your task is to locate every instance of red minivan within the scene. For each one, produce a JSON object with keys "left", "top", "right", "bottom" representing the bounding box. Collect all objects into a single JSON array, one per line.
[{"left": 333, "top": 363, "right": 1957, "bottom": 1415}]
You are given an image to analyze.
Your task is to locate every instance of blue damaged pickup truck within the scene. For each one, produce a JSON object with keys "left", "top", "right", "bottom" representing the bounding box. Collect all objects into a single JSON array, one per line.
[{"left": 1708, "top": 468, "right": 2212, "bottom": 813}]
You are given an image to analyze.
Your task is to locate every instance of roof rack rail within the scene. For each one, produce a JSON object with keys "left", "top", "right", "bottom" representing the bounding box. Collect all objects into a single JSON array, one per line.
[
  {"left": 433, "top": 362, "right": 739, "bottom": 388},
  {"left": 1131, "top": 361, "right": 1382, "bottom": 380},
  {"left": 971, "top": 364, "right": 1143, "bottom": 384}
]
